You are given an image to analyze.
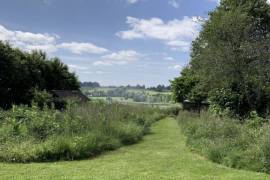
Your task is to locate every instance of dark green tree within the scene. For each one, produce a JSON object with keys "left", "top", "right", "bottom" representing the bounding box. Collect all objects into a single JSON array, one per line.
[{"left": 0, "top": 42, "right": 80, "bottom": 108}]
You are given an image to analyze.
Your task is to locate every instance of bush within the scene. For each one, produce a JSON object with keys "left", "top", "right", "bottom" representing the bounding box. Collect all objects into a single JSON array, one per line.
[
  {"left": 31, "top": 89, "right": 53, "bottom": 109},
  {"left": 0, "top": 102, "right": 164, "bottom": 162},
  {"left": 178, "top": 111, "right": 270, "bottom": 173}
]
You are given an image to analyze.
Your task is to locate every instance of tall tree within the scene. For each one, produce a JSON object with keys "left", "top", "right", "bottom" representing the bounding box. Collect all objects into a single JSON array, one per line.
[
  {"left": 172, "top": 0, "right": 270, "bottom": 116},
  {"left": 0, "top": 42, "right": 80, "bottom": 108}
]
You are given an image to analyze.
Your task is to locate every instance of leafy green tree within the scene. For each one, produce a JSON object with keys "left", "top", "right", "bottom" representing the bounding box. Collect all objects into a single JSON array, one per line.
[
  {"left": 172, "top": 0, "right": 270, "bottom": 117},
  {"left": 171, "top": 67, "right": 206, "bottom": 104},
  {"left": 0, "top": 42, "right": 80, "bottom": 108}
]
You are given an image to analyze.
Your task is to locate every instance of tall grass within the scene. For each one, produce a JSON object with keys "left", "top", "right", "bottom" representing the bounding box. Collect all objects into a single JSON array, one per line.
[
  {"left": 0, "top": 102, "right": 165, "bottom": 162},
  {"left": 178, "top": 111, "right": 270, "bottom": 173}
]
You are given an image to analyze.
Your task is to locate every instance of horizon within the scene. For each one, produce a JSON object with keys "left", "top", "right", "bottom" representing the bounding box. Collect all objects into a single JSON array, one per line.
[{"left": 0, "top": 0, "right": 219, "bottom": 86}]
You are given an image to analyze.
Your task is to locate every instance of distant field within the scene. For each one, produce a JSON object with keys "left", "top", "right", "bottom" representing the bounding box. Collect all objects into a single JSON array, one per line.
[
  {"left": 82, "top": 87, "right": 116, "bottom": 92},
  {"left": 81, "top": 87, "right": 171, "bottom": 95},
  {"left": 81, "top": 87, "right": 174, "bottom": 105}
]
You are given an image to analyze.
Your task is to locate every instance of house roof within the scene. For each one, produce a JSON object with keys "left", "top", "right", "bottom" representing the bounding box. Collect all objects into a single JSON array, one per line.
[{"left": 51, "top": 90, "right": 89, "bottom": 102}]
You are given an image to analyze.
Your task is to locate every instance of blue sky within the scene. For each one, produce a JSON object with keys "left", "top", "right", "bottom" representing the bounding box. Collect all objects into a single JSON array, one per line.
[{"left": 0, "top": 0, "right": 219, "bottom": 86}]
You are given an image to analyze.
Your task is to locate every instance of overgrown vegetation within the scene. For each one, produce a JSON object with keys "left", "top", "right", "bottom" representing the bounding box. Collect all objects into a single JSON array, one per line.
[
  {"left": 170, "top": 0, "right": 270, "bottom": 174},
  {"left": 0, "top": 102, "right": 165, "bottom": 163},
  {"left": 178, "top": 111, "right": 270, "bottom": 173}
]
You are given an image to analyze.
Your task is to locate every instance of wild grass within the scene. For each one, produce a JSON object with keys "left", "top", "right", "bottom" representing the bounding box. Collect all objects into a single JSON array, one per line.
[
  {"left": 177, "top": 111, "right": 270, "bottom": 173},
  {"left": 0, "top": 101, "right": 165, "bottom": 163},
  {"left": 1, "top": 118, "right": 269, "bottom": 179}
]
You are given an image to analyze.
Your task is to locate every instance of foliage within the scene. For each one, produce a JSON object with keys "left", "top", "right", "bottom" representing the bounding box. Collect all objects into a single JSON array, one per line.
[
  {"left": 178, "top": 111, "right": 270, "bottom": 173},
  {"left": 171, "top": 0, "right": 270, "bottom": 117},
  {"left": 80, "top": 81, "right": 100, "bottom": 88},
  {"left": 0, "top": 102, "right": 165, "bottom": 162},
  {"left": 0, "top": 42, "right": 80, "bottom": 109},
  {"left": 171, "top": 67, "right": 206, "bottom": 104},
  {"left": 31, "top": 89, "right": 53, "bottom": 109}
]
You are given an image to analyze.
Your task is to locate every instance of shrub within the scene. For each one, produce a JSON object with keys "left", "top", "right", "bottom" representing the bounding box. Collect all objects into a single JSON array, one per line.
[{"left": 31, "top": 89, "right": 53, "bottom": 109}]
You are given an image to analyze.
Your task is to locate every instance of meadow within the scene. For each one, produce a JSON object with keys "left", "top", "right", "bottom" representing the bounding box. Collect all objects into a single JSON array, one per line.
[
  {"left": 0, "top": 102, "right": 165, "bottom": 162},
  {"left": 1, "top": 118, "right": 269, "bottom": 180}
]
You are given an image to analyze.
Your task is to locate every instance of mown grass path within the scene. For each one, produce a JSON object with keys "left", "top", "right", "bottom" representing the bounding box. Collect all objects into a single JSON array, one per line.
[{"left": 0, "top": 118, "right": 269, "bottom": 180}]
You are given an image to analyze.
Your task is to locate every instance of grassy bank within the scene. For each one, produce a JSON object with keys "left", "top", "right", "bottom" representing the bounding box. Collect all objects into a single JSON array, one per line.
[
  {"left": 0, "top": 102, "right": 164, "bottom": 163},
  {"left": 178, "top": 111, "right": 270, "bottom": 173}
]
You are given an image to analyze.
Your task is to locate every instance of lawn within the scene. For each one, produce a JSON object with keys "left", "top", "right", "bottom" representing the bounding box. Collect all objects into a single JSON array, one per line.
[{"left": 0, "top": 118, "right": 269, "bottom": 179}]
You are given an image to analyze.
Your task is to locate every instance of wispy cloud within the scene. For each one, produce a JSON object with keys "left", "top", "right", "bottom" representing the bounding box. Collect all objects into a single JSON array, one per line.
[
  {"left": 58, "top": 42, "right": 108, "bottom": 54},
  {"left": 68, "top": 64, "right": 89, "bottom": 71},
  {"left": 126, "top": 0, "right": 142, "bottom": 4},
  {"left": 168, "top": 64, "right": 183, "bottom": 71},
  {"left": 93, "top": 50, "right": 142, "bottom": 66},
  {"left": 117, "top": 16, "right": 202, "bottom": 52},
  {"left": 0, "top": 25, "right": 108, "bottom": 55},
  {"left": 168, "top": 0, "right": 179, "bottom": 8},
  {"left": 164, "top": 56, "right": 174, "bottom": 61}
]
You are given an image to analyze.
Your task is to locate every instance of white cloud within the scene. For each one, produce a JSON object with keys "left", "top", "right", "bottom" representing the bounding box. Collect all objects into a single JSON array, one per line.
[
  {"left": 208, "top": 0, "right": 220, "bottom": 4},
  {"left": 0, "top": 25, "right": 59, "bottom": 53},
  {"left": 26, "top": 44, "right": 58, "bottom": 53},
  {"left": 126, "top": 0, "right": 140, "bottom": 4},
  {"left": 168, "top": 0, "right": 179, "bottom": 8},
  {"left": 93, "top": 61, "right": 112, "bottom": 66},
  {"left": 117, "top": 16, "right": 201, "bottom": 52},
  {"left": 0, "top": 25, "right": 108, "bottom": 55},
  {"left": 166, "top": 40, "right": 191, "bottom": 52},
  {"left": 168, "top": 64, "right": 183, "bottom": 71},
  {"left": 0, "top": 25, "right": 57, "bottom": 45},
  {"left": 117, "top": 16, "right": 200, "bottom": 41},
  {"left": 68, "top": 64, "right": 89, "bottom": 70},
  {"left": 58, "top": 42, "right": 108, "bottom": 54},
  {"left": 103, "top": 50, "right": 141, "bottom": 61},
  {"left": 94, "top": 50, "right": 142, "bottom": 66},
  {"left": 164, "top": 56, "right": 174, "bottom": 61}
]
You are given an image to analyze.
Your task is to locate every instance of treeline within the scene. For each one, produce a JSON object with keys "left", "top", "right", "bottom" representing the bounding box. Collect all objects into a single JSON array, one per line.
[
  {"left": 80, "top": 82, "right": 100, "bottom": 88},
  {"left": 0, "top": 42, "right": 80, "bottom": 109},
  {"left": 82, "top": 83, "right": 170, "bottom": 92},
  {"left": 171, "top": 0, "right": 270, "bottom": 118},
  {"left": 84, "top": 87, "right": 172, "bottom": 103}
]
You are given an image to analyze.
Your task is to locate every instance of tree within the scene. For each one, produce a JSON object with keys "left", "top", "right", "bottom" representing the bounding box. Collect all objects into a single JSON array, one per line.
[
  {"left": 0, "top": 42, "right": 80, "bottom": 108},
  {"left": 171, "top": 67, "right": 206, "bottom": 104},
  {"left": 171, "top": 0, "right": 270, "bottom": 117}
]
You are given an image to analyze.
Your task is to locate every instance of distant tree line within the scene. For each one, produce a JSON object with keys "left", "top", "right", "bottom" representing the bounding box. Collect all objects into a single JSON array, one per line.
[
  {"left": 148, "top": 85, "right": 171, "bottom": 92},
  {"left": 80, "top": 82, "right": 100, "bottom": 88},
  {"left": 171, "top": 0, "right": 270, "bottom": 118},
  {"left": 82, "top": 83, "right": 171, "bottom": 92},
  {"left": 84, "top": 87, "right": 172, "bottom": 103},
  {"left": 0, "top": 41, "right": 80, "bottom": 109}
]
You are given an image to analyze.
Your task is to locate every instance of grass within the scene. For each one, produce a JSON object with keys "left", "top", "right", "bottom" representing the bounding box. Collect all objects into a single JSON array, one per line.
[
  {"left": 0, "top": 118, "right": 269, "bottom": 179},
  {"left": 0, "top": 102, "right": 163, "bottom": 162},
  {"left": 177, "top": 111, "right": 270, "bottom": 174}
]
